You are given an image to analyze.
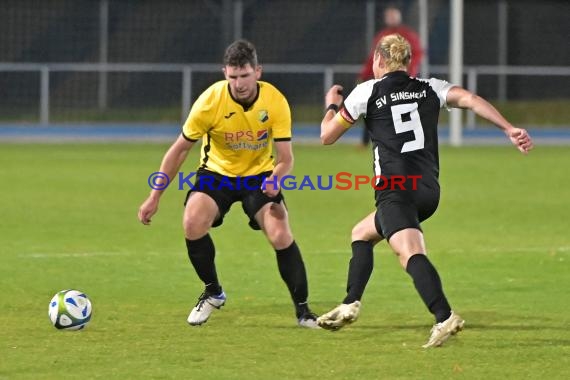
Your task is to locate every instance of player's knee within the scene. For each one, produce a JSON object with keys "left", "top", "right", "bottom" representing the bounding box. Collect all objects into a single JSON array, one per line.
[
  {"left": 351, "top": 223, "right": 368, "bottom": 241},
  {"left": 183, "top": 214, "right": 211, "bottom": 240},
  {"left": 267, "top": 227, "right": 293, "bottom": 249},
  {"left": 398, "top": 251, "right": 424, "bottom": 269}
]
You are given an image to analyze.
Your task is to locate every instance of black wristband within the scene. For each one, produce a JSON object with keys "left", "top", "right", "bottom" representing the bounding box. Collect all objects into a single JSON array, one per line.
[{"left": 326, "top": 104, "right": 339, "bottom": 112}]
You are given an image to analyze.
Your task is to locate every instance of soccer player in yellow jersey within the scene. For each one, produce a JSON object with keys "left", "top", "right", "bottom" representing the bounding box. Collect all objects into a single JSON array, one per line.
[{"left": 138, "top": 40, "right": 318, "bottom": 328}]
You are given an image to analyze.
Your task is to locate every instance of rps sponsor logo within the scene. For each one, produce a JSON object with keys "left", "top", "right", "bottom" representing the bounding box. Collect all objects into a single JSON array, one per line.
[
  {"left": 224, "top": 129, "right": 268, "bottom": 142},
  {"left": 256, "top": 129, "right": 268, "bottom": 141}
]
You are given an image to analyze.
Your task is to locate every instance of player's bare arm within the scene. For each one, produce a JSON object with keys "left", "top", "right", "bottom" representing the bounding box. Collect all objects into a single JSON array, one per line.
[
  {"left": 138, "top": 135, "right": 195, "bottom": 225},
  {"left": 320, "top": 85, "right": 349, "bottom": 145},
  {"left": 263, "top": 141, "right": 293, "bottom": 197},
  {"left": 446, "top": 86, "right": 533, "bottom": 154}
]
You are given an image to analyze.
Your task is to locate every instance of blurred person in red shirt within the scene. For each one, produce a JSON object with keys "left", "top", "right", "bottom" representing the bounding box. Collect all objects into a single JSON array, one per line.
[{"left": 359, "top": 5, "right": 424, "bottom": 147}]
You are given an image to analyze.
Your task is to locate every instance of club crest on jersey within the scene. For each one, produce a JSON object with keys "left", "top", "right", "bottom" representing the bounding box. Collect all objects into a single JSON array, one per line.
[
  {"left": 257, "top": 129, "right": 268, "bottom": 141},
  {"left": 258, "top": 110, "right": 269, "bottom": 122}
]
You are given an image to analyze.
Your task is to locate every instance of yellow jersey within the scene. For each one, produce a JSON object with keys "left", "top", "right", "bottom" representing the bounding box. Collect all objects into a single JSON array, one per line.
[{"left": 182, "top": 80, "right": 291, "bottom": 177}]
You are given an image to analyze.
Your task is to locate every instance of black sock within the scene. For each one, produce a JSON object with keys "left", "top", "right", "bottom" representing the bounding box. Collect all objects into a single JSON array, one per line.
[
  {"left": 275, "top": 241, "right": 309, "bottom": 317},
  {"left": 343, "top": 240, "right": 374, "bottom": 304},
  {"left": 185, "top": 234, "right": 222, "bottom": 295},
  {"left": 406, "top": 254, "right": 452, "bottom": 323}
]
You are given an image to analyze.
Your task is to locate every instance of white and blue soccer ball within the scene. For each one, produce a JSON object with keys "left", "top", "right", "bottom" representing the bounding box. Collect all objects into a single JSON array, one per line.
[{"left": 48, "top": 289, "right": 92, "bottom": 330}]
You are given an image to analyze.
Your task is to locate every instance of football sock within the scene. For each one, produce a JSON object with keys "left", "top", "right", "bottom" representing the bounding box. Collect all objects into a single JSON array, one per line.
[
  {"left": 275, "top": 241, "right": 309, "bottom": 316},
  {"left": 343, "top": 240, "right": 374, "bottom": 304},
  {"left": 406, "top": 253, "right": 452, "bottom": 323},
  {"left": 185, "top": 234, "right": 222, "bottom": 296},
  {"left": 295, "top": 302, "right": 311, "bottom": 318}
]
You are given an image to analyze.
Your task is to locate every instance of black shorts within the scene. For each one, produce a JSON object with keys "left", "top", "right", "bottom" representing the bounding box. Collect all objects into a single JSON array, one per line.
[
  {"left": 184, "top": 169, "right": 284, "bottom": 230},
  {"left": 374, "top": 181, "right": 440, "bottom": 240}
]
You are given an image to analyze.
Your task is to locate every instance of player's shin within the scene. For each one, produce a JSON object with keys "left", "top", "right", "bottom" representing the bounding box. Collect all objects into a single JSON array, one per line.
[
  {"left": 186, "top": 234, "right": 222, "bottom": 295},
  {"left": 406, "top": 253, "right": 451, "bottom": 323},
  {"left": 275, "top": 241, "right": 309, "bottom": 316},
  {"left": 343, "top": 240, "right": 374, "bottom": 304}
]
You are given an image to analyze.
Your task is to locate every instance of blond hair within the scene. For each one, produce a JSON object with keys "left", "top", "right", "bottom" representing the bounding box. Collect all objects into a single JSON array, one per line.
[{"left": 374, "top": 34, "right": 411, "bottom": 72}]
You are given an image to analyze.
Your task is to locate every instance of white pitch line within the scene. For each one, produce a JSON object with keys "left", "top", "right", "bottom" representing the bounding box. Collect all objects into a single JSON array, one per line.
[
  {"left": 17, "top": 246, "right": 569, "bottom": 259},
  {"left": 310, "top": 246, "right": 570, "bottom": 255},
  {"left": 18, "top": 252, "right": 128, "bottom": 259},
  {"left": 444, "top": 246, "right": 570, "bottom": 254}
]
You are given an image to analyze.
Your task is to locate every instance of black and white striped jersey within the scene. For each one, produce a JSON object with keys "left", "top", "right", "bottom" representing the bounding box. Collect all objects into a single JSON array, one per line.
[{"left": 339, "top": 71, "right": 453, "bottom": 184}]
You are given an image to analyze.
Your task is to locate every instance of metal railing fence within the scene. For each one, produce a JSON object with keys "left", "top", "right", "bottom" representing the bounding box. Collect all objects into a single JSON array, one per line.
[{"left": 1, "top": 62, "right": 569, "bottom": 127}]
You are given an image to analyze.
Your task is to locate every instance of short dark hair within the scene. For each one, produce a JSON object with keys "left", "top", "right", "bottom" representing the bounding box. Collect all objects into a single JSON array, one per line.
[{"left": 223, "top": 39, "right": 258, "bottom": 68}]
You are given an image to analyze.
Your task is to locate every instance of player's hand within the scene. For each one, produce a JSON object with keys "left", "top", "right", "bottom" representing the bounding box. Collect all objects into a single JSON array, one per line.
[
  {"left": 262, "top": 176, "right": 280, "bottom": 198},
  {"left": 325, "top": 85, "right": 344, "bottom": 108},
  {"left": 138, "top": 196, "right": 159, "bottom": 225},
  {"left": 507, "top": 127, "right": 533, "bottom": 154}
]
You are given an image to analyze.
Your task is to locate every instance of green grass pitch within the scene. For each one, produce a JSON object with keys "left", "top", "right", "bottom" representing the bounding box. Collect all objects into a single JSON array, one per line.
[{"left": 1, "top": 142, "right": 568, "bottom": 379}]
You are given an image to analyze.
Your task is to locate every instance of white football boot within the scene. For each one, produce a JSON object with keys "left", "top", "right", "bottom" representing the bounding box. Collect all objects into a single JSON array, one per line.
[
  {"left": 297, "top": 310, "right": 320, "bottom": 329},
  {"left": 422, "top": 311, "right": 465, "bottom": 348},
  {"left": 317, "top": 301, "right": 361, "bottom": 331},
  {"left": 187, "top": 291, "right": 226, "bottom": 326}
]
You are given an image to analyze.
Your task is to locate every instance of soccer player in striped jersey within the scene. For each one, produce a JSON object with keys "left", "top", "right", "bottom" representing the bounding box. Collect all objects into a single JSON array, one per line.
[
  {"left": 317, "top": 34, "right": 533, "bottom": 347},
  {"left": 138, "top": 40, "right": 318, "bottom": 328}
]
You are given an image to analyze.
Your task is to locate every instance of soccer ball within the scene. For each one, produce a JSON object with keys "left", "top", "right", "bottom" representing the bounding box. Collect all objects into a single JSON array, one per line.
[{"left": 48, "top": 289, "right": 92, "bottom": 330}]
